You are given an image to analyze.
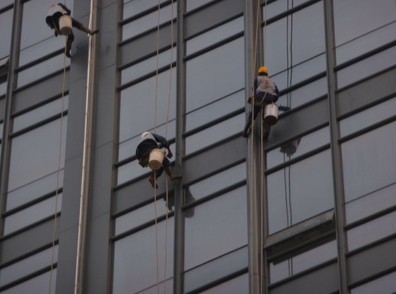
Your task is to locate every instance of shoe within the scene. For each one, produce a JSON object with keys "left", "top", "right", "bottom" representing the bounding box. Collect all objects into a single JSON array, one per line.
[{"left": 170, "top": 175, "right": 182, "bottom": 181}]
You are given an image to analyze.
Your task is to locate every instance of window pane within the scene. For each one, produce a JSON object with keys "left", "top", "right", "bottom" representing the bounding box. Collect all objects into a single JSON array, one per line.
[
  {"left": 0, "top": 8, "right": 13, "bottom": 59},
  {"left": 351, "top": 271, "right": 396, "bottom": 294},
  {"left": 347, "top": 211, "right": 396, "bottom": 251},
  {"left": 266, "top": 0, "right": 316, "bottom": 19},
  {"left": 269, "top": 240, "right": 337, "bottom": 284},
  {"left": 186, "top": 17, "right": 243, "bottom": 55},
  {"left": 113, "top": 219, "right": 174, "bottom": 293},
  {"left": 186, "top": 38, "right": 244, "bottom": 112},
  {"left": 123, "top": 0, "right": 168, "bottom": 20},
  {"left": 266, "top": 127, "right": 330, "bottom": 169},
  {"left": 340, "top": 97, "right": 396, "bottom": 137},
  {"left": 19, "top": 37, "right": 65, "bottom": 67},
  {"left": 185, "top": 113, "right": 244, "bottom": 155},
  {"left": 267, "top": 150, "right": 334, "bottom": 234},
  {"left": 4, "top": 194, "right": 62, "bottom": 235},
  {"left": 0, "top": 246, "right": 58, "bottom": 287},
  {"left": 186, "top": 0, "right": 216, "bottom": 12},
  {"left": 187, "top": 163, "right": 246, "bottom": 202},
  {"left": 184, "top": 187, "right": 248, "bottom": 270},
  {"left": 0, "top": 270, "right": 56, "bottom": 294},
  {"left": 342, "top": 122, "right": 396, "bottom": 202},
  {"left": 8, "top": 117, "right": 67, "bottom": 197},
  {"left": 199, "top": 273, "right": 249, "bottom": 294}
]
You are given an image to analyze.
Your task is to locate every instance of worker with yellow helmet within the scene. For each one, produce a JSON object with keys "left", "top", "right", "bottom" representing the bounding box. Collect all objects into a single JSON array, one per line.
[{"left": 243, "top": 66, "right": 280, "bottom": 137}]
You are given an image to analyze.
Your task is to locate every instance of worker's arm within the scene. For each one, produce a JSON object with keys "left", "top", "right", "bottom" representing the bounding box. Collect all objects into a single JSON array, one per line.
[{"left": 58, "top": 3, "right": 71, "bottom": 15}]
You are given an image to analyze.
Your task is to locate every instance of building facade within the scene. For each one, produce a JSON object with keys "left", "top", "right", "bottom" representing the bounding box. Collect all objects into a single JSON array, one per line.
[{"left": 0, "top": 0, "right": 396, "bottom": 293}]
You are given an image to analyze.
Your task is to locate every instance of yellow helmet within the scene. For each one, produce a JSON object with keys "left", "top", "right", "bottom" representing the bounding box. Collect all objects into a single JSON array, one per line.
[{"left": 258, "top": 66, "right": 269, "bottom": 75}]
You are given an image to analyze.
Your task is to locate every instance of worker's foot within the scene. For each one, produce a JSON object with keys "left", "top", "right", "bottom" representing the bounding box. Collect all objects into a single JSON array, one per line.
[
  {"left": 65, "top": 51, "right": 71, "bottom": 58},
  {"left": 242, "top": 127, "right": 250, "bottom": 138},
  {"left": 149, "top": 177, "right": 158, "bottom": 189},
  {"left": 90, "top": 29, "right": 99, "bottom": 35}
]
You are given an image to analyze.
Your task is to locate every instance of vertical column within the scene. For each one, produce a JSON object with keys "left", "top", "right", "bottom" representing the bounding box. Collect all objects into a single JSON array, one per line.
[
  {"left": 323, "top": 1, "right": 349, "bottom": 293},
  {"left": 174, "top": 0, "right": 186, "bottom": 293}
]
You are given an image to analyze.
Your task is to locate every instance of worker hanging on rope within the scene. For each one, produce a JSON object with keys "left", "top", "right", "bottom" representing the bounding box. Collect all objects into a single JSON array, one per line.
[
  {"left": 136, "top": 131, "right": 182, "bottom": 188},
  {"left": 45, "top": 3, "right": 99, "bottom": 58},
  {"left": 243, "top": 66, "right": 280, "bottom": 138}
]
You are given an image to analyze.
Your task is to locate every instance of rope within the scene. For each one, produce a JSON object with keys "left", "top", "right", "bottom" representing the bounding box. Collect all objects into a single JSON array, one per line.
[{"left": 48, "top": 39, "right": 68, "bottom": 294}]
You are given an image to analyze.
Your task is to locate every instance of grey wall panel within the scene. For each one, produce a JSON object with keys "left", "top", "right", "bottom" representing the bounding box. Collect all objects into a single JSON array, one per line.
[
  {"left": 185, "top": 0, "right": 244, "bottom": 39},
  {"left": 348, "top": 237, "right": 396, "bottom": 286},
  {"left": 267, "top": 98, "right": 329, "bottom": 148},
  {"left": 269, "top": 262, "right": 339, "bottom": 294},
  {"left": 338, "top": 67, "right": 396, "bottom": 117},
  {"left": 0, "top": 218, "right": 57, "bottom": 264},
  {"left": 97, "top": 2, "right": 118, "bottom": 70},
  {"left": 13, "top": 72, "right": 69, "bottom": 114},
  {"left": 0, "top": 98, "right": 5, "bottom": 121}
]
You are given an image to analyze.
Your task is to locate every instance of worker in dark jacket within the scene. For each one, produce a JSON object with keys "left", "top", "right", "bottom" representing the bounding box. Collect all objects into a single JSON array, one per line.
[
  {"left": 45, "top": 3, "right": 98, "bottom": 58},
  {"left": 136, "top": 131, "right": 182, "bottom": 188},
  {"left": 243, "top": 66, "right": 280, "bottom": 137}
]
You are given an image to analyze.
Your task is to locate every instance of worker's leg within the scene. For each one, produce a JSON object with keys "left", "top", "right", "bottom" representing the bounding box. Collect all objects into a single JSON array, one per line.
[
  {"left": 163, "top": 159, "right": 182, "bottom": 181},
  {"left": 65, "top": 33, "right": 74, "bottom": 58},
  {"left": 243, "top": 105, "right": 260, "bottom": 138},
  {"left": 72, "top": 18, "right": 99, "bottom": 35}
]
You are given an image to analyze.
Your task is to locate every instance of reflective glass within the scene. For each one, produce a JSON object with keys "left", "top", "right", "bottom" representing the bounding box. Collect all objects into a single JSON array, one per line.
[
  {"left": 119, "top": 70, "right": 176, "bottom": 143},
  {"left": 121, "top": 49, "right": 176, "bottom": 85},
  {"left": 333, "top": 0, "right": 396, "bottom": 47},
  {"left": 186, "top": 37, "right": 244, "bottom": 112},
  {"left": 0, "top": 8, "right": 13, "bottom": 59},
  {"left": 265, "top": 2, "right": 325, "bottom": 77},
  {"left": 17, "top": 54, "right": 68, "bottom": 88},
  {"left": 13, "top": 96, "right": 69, "bottom": 133},
  {"left": 7, "top": 117, "right": 67, "bottom": 196},
  {"left": 267, "top": 127, "right": 330, "bottom": 169},
  {"left": 0, "top": 246, "right": 58, "bottom": 287},
  {"left": 269, "top": 240, "right": 337, "bottom": 284},
  {"left": 346, "top": 183, "right": 396, "bottom": 225},
  {"left": 184, "top": 247, "right": 248, "bottom": 293},
  {"left": 0, "top": 0, "right": 14, "bottom": 10},
  {"left": 347, "top": 210, "right": 396, "bottom": 251},
  {"left": 186, "top": 17, "right": 243, "bottom": 55},
  {"left": 0, "top": 80, "right": 7, "bottom": 96},
  {"left": 199, "top": 273, "right": 249, "bottom": 294},
  {"left": 337, "top": 46, "right": 396, "bottom": 89},
  {"left": 122, "top": 2, "right": 176, "bottom": 41},
  {"left": 113, "top": 219, "right": 174, "bottom": 293},
  {"left": 186, "top": 89, "right": 244, "bottom": 132},
  {"left": 186, "top": 0, "right": 217, "bottom": 12},
  {"left": 4, "top": 194, "right": 62, "bottom": 235},
  {"left": 184, "top": 187, "right": 248, "bottom": 270},
  {"left": 340, "top": 97, "right": 396, "bottom": 138},
  {"left": 342, "top": 122, "right": 396, "bottom": 202},
  {"left": 19, "top": 37, "right": 65, "bottom": 67},
  {"left": 351, "top": 271, "right": 396, "bottom": 294},
  {"left": 123, "top": 0, "right": 168, "bottom": 20},
  {"left": 185, "top": 113, "right": 244, "bottom": 155},
  {"left": 267, "top": 150, "right": 334, "bottom": 234},
  {"left": 0, "top": 270, "right": 56, "bottom": 294},
  {"left": 187, "top": 163, "right": 246, "bottom": 202}
]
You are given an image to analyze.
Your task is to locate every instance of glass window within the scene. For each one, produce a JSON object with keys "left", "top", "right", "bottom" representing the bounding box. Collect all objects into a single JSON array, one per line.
[
  {"left": 267, "top": 150, "right": 334, "bottom": 234},
  {"left": 186, "top": 0, "right": 217, "bottom": 12},
  {"left": 351, "top": 271, "right": 396, "bottom": 294},
  {"left": 185, "top": 113, "right": 244, "bottom": 155},
  {"left": 333, "top": 0, "right": 396, "bottom": 49},
  {"left": 4, "top": 194, "right": 62, "bottom": 235},
  {"left": 113, "top": 219, "right": 174, "bottom": 293},
  {"left": 184, "top": 187, "right": 248, "bottom": 270},
  {"left": 123, "top": 0, "right": 168, "bottom": 20},
  {"left": 199, "top": 273, "right": 249, "bottom": 294},
  {"left": 0, "top": 8, "right": 13, "bottom": 60},
  {"left": 346, "top": 183, "right": 396, "bottom": 225},
  {"left": 342, "top": 122, "right": 396, "bottom": 202},
  {"left": 0, "top": 270, "right": 56, "bottom": 294},
  {"left": 267, "top": 127, "right": 330, "bottom": 169},
  {"left": 0, "top": 1, "right": 14, "bottom": 10},
  {"left": 340, "top": 97, "right": 396, "bottom": 138},
  {"left": 187, "top": 163, "right": 246, "bottom": 202},
  {"left": 265, "top": 2, "right": 325, "bottom": 77},
  {"left": 19, "top": 37, "right": 65, "bottom": 67},
  {"left": 0, "top": 246, "right": 58, "bottom": 287},
  {"left": 17, "top": 54, "right": 68, "bottom": 88},
  {"left": 337, "top": 46, "right": 396, "bottom": 89},
  {"left": 269, "top": 240, "right": 337, "bottom": 284},
  {"left": 266, "top": 0, "right": 316, "bottom": 19},
  {"left": 122, "top": 2, "right": 176, "bottom": 41},
  {"left": 7, "top": 117, "right": 67, "bottom": 208},
  {"left": 13, "top": 96, "right": 69, "bottom": 133},
  {"left": 119, "top": 70, "right": 176, "bottom": 143},
  {"left": 186, "top": 37, "right": 244, "bottom": 112},
  {"left": 186, "top": 17, "right": 243, "bottom": 55},
  {"left": 121, "top": 49, "right": 176, "bottom": 85},
  {"left": 1, "top": 79, "right": 7, "bottom": 97},
  {"left": 347, "top": 210, "right": 396, "bottom": 251}
]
